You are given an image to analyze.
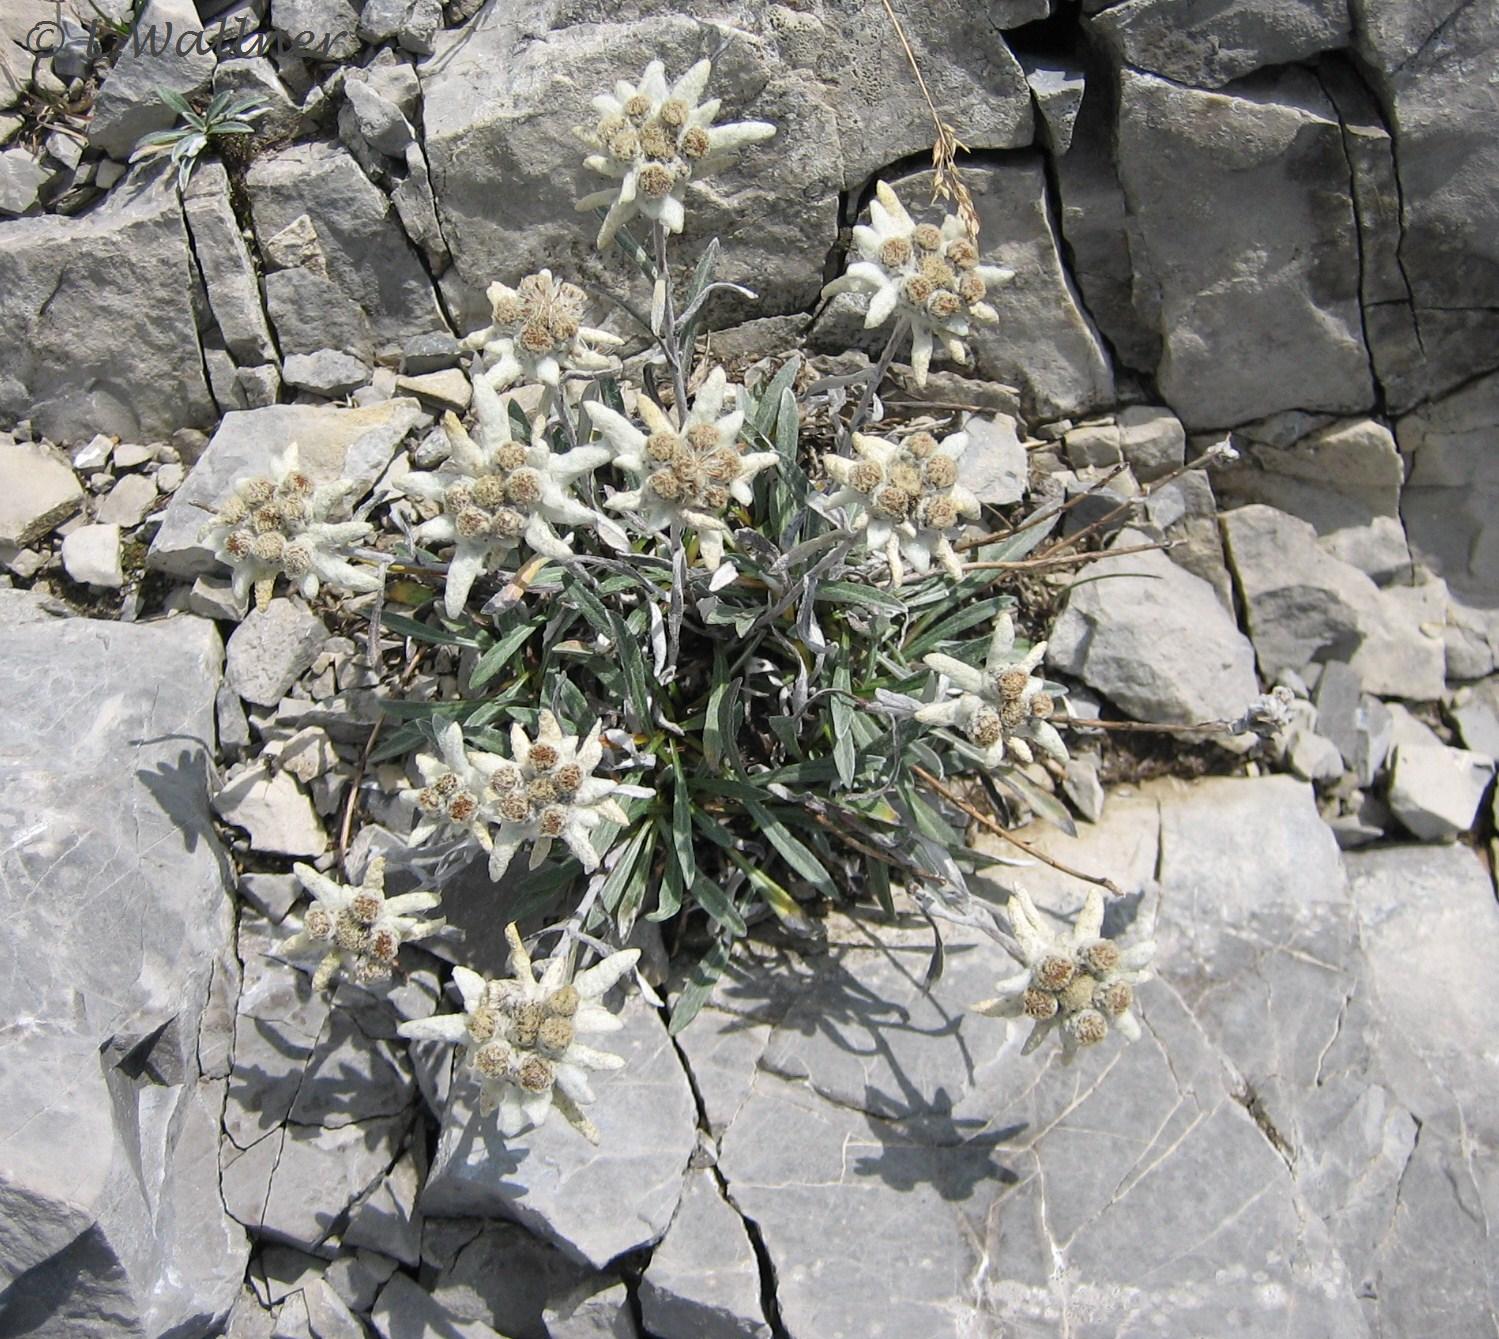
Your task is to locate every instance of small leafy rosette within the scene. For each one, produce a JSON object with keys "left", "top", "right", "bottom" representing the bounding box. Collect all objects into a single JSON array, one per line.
[
  {"left": 283, "top": 857, "right": 443, "bottom": 991},
  {"left": 972, "top": 886, "right": 1155, "bottom": 1060},
  {"left": 398, "top": 374, "right": 622, "bottom": 618},
  {"left": 402, "top": 720, "right": 506, "bottom": 852},
  {"left": 397, "top": 925, "right": 639, "bottom": 1141},
  {"left": 915, "top": 612, "right": 1068, "bottom": 767},
  {"left": 575, "top": 58, "right": 775, "bottom": 248},
  {"left": 822, "top": 429, "right": 980, "bottom": 585},
  {"left": 200, "top": 442, "right": 380, "bottom": 610},
  {"left": 461, "top": 270, "right": 622, "bottom": 391},
  {"left": 586, "top": 366, "right": 777, "bottom": 570},
  {"left": 822, "top": 181, "right": 1014, "bottom": 385},
  {"left": 486, "top": 710, "right": 653, "bottom": 881}
]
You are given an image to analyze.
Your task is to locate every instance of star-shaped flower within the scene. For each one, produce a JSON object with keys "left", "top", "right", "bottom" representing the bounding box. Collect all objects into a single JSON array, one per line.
[
  {"left": 461, "top": 270, "right": 622, "bottom": 391},
  {"left": 200, "top": 442, "right": 380, "bottom": 611},
  {"left": 915, "top": 612, "right": 1068, "bottom": 766},
  {"left": 398, "top": 373, "right": 623, "bottom": 618},
  {"left": 397, "top": 924, "right": 639, "bottom": 1141},
  {"left": 821, "top": 429, "right": 980, "bottom": 585},
  {"left": 282, "top": 857, "right": 444, "bottom": 991},
  {"left": 972, "top": 885, "right": 1155, "bottom": 1060},
  {"left": 575, "top": 58, "right": 775, "bottom": 249},
  {"left": 485, "top": 710, "right": 653, "bottom": 881},
  {"left": 402, "top": 719, "right": 505, "bottom": 853},
  {"left": 585, "top": 366, "right": 778, "bottom": 571},
  {"left": 821, "top": 181, "right": 1013, "bottom": 385}
]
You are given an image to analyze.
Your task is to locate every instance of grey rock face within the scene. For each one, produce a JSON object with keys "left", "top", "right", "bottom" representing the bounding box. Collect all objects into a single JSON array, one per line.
[
  {"left": 94, "top": 471, "right": 158, "bottom": 527},
  {"left": 422, "top": 993, "right": 698, "bottom": 1268},
  {"left": 1047, "top": 526, "right": 1260, "bottom": 726},
  {"left": 639, "top": 1169, "right": 770, "bottom": 1339},
  {"left": 283, "top": 350, "right": 372, "bottom": 398},
  {"left": 0, "top": 613, "right": 246, "bottom": 1335},
  {"left": 149, "top": 398, "right": 425, "bottom": 577},
  {"left": 1385, "top": 706, "right": 1494, "bottom": 841},
  {"left": 246, "top": 141, "right": 447, "bottom": 351},
  {"left": 959, "top": 414, "right": 1027, "bottom": 506},
  {"left": 1116, "top": 69, "right": 1373, "bottom": 429},
  {"left": 0, "top": 146, "right": 52, "bottom": 215},
  {"left": 0, "top": 176, "right": 215, "bottom": 442},
  {"left": 87, "top": 0, "right": 217, "bottom": 158},
  {"left": 1090, "top": 0, "right": 1349, "bottom": 87},
  {"left": 269, "top": 0, "right": 362, "bottom": 60},
  {"left": 60, "top": 522, "right": 124, "bottom": 587},
  {"left": 1353, "top": 0, "right": 1499, "bottom": 406},
  {"left": 183, "top": 163, "right": 279, "bottom": 368},
  {"left": 1220, "top": 504, "right": 1446, "bottom": 698}
]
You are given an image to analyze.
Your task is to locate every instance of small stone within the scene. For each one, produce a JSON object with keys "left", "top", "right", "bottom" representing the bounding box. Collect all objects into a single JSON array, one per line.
[
  {"left": 188, "top": 573, "right": 247, "bottom": 621},
  {"left": 1117, "top": 405, "right": 1186, "bottom": 482},
  {"left": 0, "top": 146, "right": 53, "bottom": 215},
  {"left": 238, "top": 872, "right": 300, "bottom": 922},
  {"left": 217, "top": 681, "right": 253, "bottom": 754},
  {"left": 1286, "top": 723, "right": 1345, "bottom": 783},
  {"left": 283, "top": 349, "right": 372, "bottom": 398},
  {"left": 1064, "top": 421, "right": 1123, "bottom": 468},
  {"left": 395, "top": 368, "right": 473, "bottom": 413},
  {"left": 0, "top": 442, "right": 84, "bottom": 544},
  {"left": 72, "top": 433, "right": 114, "bottom": 471},
  {"left": 1312, "top": 660, "right": 1363, "bottom": 765},
  {"left": 3, "top": 547, "right": 46, "bottom": 579},
  {"left": 401, "top": 331, "right": 464, "bottom": 375},
  {"left": 1388, "top": 726, "right": 1494, "bottom": 842},
  {"left": 112, "top": 441, "right": 156, "bottom": 469},
  {"left": 226, "top": 601, "right": 328, "bottom": 707},
  {"left": 1450, "top": 690, "right": 1499, "bottom": 760},
  {"left": 61, "top": 523, "right": 124, "bottom": 588},
  {"left": 272, "top": 726, "right": 338, "bottom": 783},
  {"left": 958, "top": 414, "right": 1027, "bottom": 506},
  {"left": 95, "top": 472, "right": 159, "bottom": 527},
  {"left": 212, "top": 763, "right": 327, "bottom": 856},
  {"left": 156, "top": 461, "right": 185, "bottom": 492},
  {"left": 1062, "top": 755, "right": 1106, "bottom": 822}
]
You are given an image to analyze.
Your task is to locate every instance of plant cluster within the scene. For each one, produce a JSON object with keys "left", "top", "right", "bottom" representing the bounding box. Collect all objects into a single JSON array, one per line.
[
  {"left": 130, "top": 86, "right": 271, "bottom": 190},
  {"left": 209, "top": 54, "right": 1170, "bottom": 1144}
]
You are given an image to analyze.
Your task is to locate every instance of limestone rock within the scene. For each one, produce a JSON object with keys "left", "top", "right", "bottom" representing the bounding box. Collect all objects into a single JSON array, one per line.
[
  {"left": 1220, "top": 504, "right": 1445, "bottom": 698},
  {"left": 225, "top": 599, "right": 327, "bottom": 706},
  {"left": 956, "top": 414, "right": 1027, "bottom": 505},
  {"left": 0, "top": 613, "right": 246, "bottom": 1335},
  {"left": 0, "top": 441, "right": 83, "bottom": 544},
  {"left": 269, "top": 0, "right": 362, "bottom": 61},
  {"left": 1047, "top": 526, "right": 1260, "bottom": 727},
  {"left": 1386, "top": 706, "right": 1494, "bottom": 841},
  {"left": 246, "top": 140, "right": 446, "bottom": 352},
  {"left": 61, "top": 522, "right": 124, "bottom": 587},
  {"left": 0, "top": 145, "right": 52, "bottom": 215},
  {"left": 395, "top": 368, "right": 472, "bottom": 413},
  {"left": 94, "top": 471, "right": 157, "bottom": 527},
  {"left": 183, "top": 163, "right": 279, "bottom": 367},
  {"left": 372, "top": 1273, "right": 503, "bottom": 1339},
  {"left": 1091, "top": 0, "right": 1349, "bottom": 87},
  {"left": 212, "top": 763, "right": 327, "bottom": 857},
  {"left": 0, "top": 174, "right": 215, "bottom": 442},
  {"left": 422, "top": 993, "right": 698, "bottom": 1268},
  {"left": 639, "top": 1169, "right": 770, "bottom": 1339},
  {"left": 1116, "top": 68, "right": 1373, "bottom": 429},
  {"left": 283, "top": 350, "right": 371, "bottom": 398},
  {"left": 150, "top": 397, "right": 424, "bottom": 577},
  {"left": 88, "top": 0, "right": 217, "bottom": 158}
]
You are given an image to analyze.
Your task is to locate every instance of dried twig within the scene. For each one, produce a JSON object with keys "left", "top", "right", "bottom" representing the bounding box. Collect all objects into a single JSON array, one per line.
[{"left": 912, "top": 765, "right": 1122, "bottom": 895}]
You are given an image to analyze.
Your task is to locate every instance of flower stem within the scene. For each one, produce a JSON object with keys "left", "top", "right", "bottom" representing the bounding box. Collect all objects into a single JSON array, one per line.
[
  {"left": 842, "top": 317, "right": 909, "bottom": 447},
  {"left": 652, "top": 222, "right": 691, "bottom": 426}
]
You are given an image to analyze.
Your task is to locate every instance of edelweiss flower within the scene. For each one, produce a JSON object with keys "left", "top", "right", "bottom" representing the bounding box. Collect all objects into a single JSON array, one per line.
[
  {"left": 398, "top": 374, "right": 622, "bottom": 618},
  {"left": 486, "top": 710, "right": 653, "bottom": 881},
  {"left": 402, "top": 719, "right": 504, "bottom": 853},
  {"left": 397, "top": 924, "right": 639, "bottom": 1141},
  {"left": 200, "top": 442, "right": 380, "bottom": 610},
  {"left": 972, "top": 886, "right": 1155, "bottom": 1059},
  {"left": 461, "top": 270, "right": 622, "bottom": 391},
  {"left": 821, "top": 181, "right": 1013, "bottom": 385},
  {"left": 575, "top": 58, "right": 775, "bottom": 248},
  {"left": 822, "top": 429, "right": 979, "bottom": 585},
  {"left": 585, "top": 366, "right": 777, "bottom": 571},
  {"left": 915, "top": 612, "right": 1068, "bottom": 767},
  {"left": 283, "top": 857, "right": 443, "bottom": 991}
]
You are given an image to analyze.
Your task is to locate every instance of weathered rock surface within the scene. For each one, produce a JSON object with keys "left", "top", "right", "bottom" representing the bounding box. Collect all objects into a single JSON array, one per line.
[
  {"left": 1385, "top": 705, "right": 1494, "bottom": 841},
  {"left": 183, "top": 163, "right": 279, "bottom": 369},
  {"left": 87, "top": 0, "right": 217, "bottom": 158},
  {"left": 422, "top": 993, "right": 697, "bottom": 1268},
  {"left": 246, "top": 141, "right": 446, "bottom": 352},
  {"left": 1221, "top": 504, "right": 1446, "bottom": 698},
  {"left": 1047, "top": 526, "right": 1260, "bottom": 726},
  {"left": 150, "top": 398, "right": 424, "bottom": 577},
  {"left": 0, "top": 613, "right": 246, "bottom": 1336},
  {"left": 0, "top": 441, "right": 83, "bottom": 544},
  {"left": 60, "top": 522, "right": 124, "bottom": 587},
  {"left": 1116, "top": 68, "right": 1373, "bottom": 429},
  {"left": 0, "top": 175, "right": 215, "bottom": 442},
  {"left": 225, "top": 599, "right": 328, "bottom": 707}
]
